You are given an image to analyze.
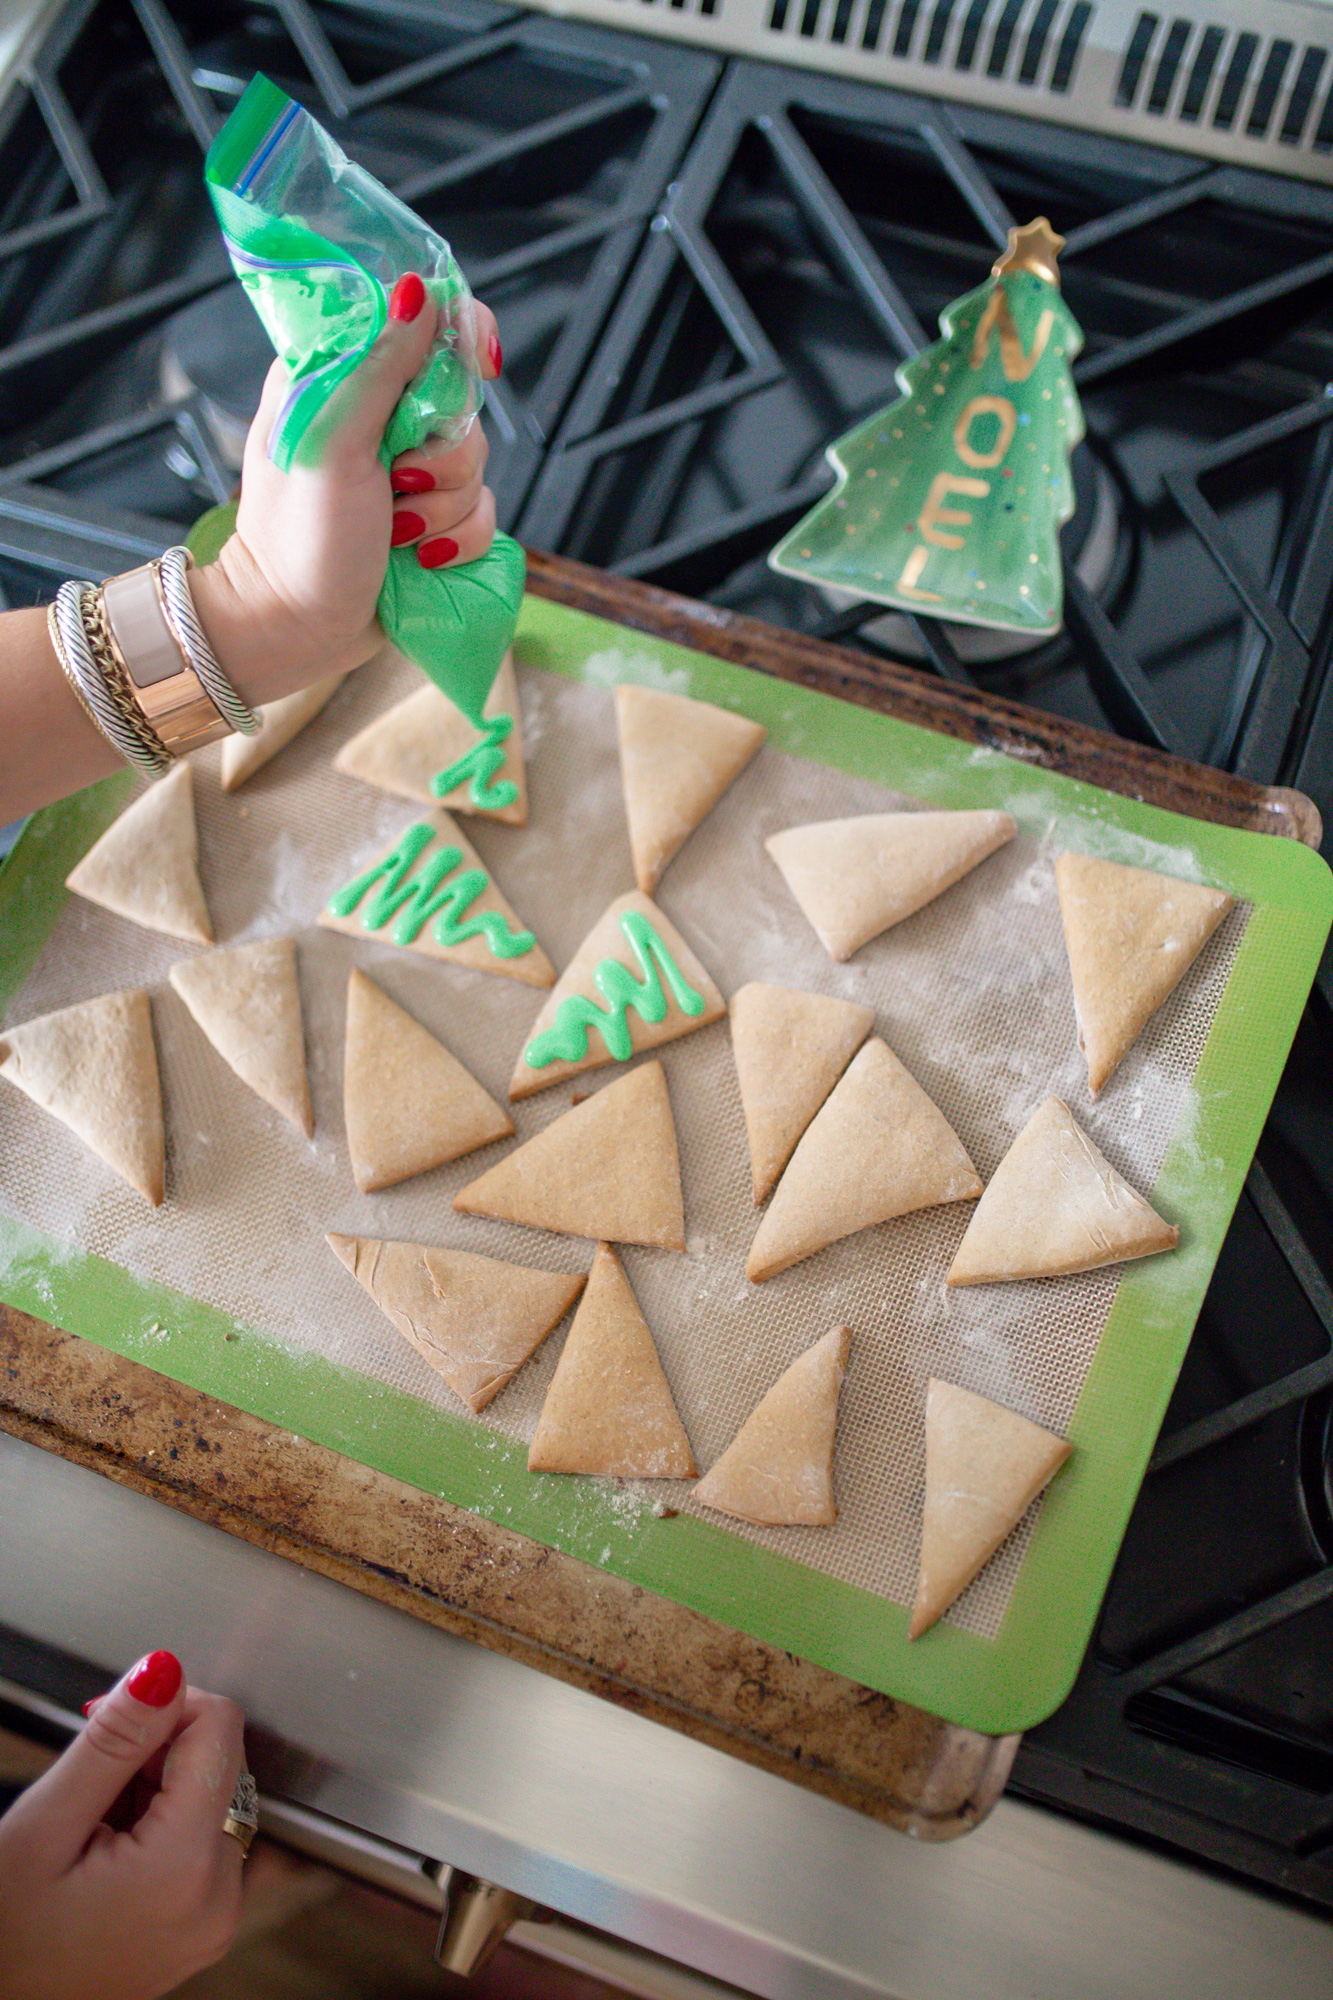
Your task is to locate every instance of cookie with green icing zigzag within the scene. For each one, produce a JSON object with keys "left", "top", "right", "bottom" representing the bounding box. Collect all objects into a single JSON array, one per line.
[
  {"left": 509, "top": 889, "right": 726, "bottom": 1100},
  {"left": 333, "top": 651, "right": 527, "bottom": 826},
  {"left": 319, "top": 810, "right": 554, "bottom": 988}
]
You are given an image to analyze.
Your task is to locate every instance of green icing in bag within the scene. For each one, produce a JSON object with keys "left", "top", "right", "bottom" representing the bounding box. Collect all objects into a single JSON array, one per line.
[
  {"left": 378, "top": 535, "right": 526, "bottom": 730},
  {"left": 204, "top": 74, "right": 522, "bottom": 725}
]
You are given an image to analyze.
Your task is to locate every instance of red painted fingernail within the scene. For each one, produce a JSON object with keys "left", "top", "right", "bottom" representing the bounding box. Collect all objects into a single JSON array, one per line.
[
  {"left": 81, "top": 1698, "right": 97, "bottom": 1718},
  {"left": 417, "top": 536, "right": 459, "bottom": 569},
  {"left": 390, "top": 510, "right": 426, "bottom": 547},
  {"left": 488, "top": 334, "right": 502, "bottom": 375},
  {"left": 391, "top": 467, "right": 435, "bottom": 495},
  {"left": 125, "top": 1650, "right": 182, "bottom": 1708},
  {"left": 388, "top": 273, "right": 426, "bottom": 323}
]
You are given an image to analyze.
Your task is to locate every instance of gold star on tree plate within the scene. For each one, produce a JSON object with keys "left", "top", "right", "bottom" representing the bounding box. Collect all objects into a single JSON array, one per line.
[{"left": 993, "top": 217, "right": 1066, "bottom": 289}]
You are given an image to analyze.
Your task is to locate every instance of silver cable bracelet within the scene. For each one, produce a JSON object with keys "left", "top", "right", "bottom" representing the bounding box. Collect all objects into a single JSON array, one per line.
[
  {"left": 156, "top": 546, "right": 261, "bottom": 737},
  {"left": 52, "top": 579, "right": 173, "bottom": 778}
]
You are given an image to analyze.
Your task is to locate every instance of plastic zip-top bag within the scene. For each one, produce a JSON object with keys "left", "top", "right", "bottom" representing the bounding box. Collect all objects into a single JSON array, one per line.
[{"left": 205, "top": 74, "right": 524, "bottom": 726}]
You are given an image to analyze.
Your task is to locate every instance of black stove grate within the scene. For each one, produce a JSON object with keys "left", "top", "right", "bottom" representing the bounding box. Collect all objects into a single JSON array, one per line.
[
  {"left": 0, "top": 0, "right": 719, "bottom": 592},
  {"left": 1014, "top": 1015, "right": 1333, "bottom": 1908},
  {"left": 517, "top": 65, "right": 1333, "bottom": 798},
  {"left": 3, "top": 0, "right": 1333, "bottom": 1917}
]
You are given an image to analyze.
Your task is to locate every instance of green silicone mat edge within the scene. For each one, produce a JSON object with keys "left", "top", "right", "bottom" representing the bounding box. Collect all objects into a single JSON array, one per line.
[{"left": 3, "top": 591, "right": 1330, "bottom": 1734}]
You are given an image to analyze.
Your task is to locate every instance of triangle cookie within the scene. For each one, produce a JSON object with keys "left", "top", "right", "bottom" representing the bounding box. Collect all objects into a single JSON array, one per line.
[
  {"left": 170, "top": 936, "right": 312, "bottom": 1137},
  {"left": 766, "top": 808, "right": 1017, "bottom": 960},
  {"left": 66, "top": 761, "right": 212, "bottom": 943},
  {"left": 334, "top": 652, "right": 526, "bottom": 825},
  {"left": 220, "top": 673, "right": 346, "bottom": 790},
  {"left": 730, "top": 982, "right": 874, "bottom": 1203},
  {"left": 910, "top": 1379, "right": 1071, "bottom": 1638},
  {"left": 615, "top": 683, "right": 765, "bottom": 894},
  {"left": 319, "top": 811, "right": 554, "bottom": 988},
  {"left": 528, "top": 1242, "right": 696, "bottom": 1478},
  {"left": 946, "top": 1097, "right": 1178, "bottom": 1285},
  {"left": 0, "top": 990, "right": 164, "bottom": 1205},
  {"left": 343, "top": 968, "right": 513, "bottom": 1192},
  {"left": 1056, "top": 850, "right": 1234, "bottom": 1096},
  {"left": 326, "top": 1232, "right": 585, "bottom": 1414},
  {"left": 747, "top": 1038, "right": 982, "bottom": 1282},
  {"left": 694, "top": 1325, "right": 850, "bottom": 1527},
  {"left": 455, "top": 1060, "right": 686, "bottom": 1250},
  {"left": 510, "top": 890, "right": 726, "bottom": 1100}
]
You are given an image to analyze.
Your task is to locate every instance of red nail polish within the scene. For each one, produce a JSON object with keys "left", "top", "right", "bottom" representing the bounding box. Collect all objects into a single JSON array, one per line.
[
  {"left": 488, "top": 334, "right": 503, "bottom": 375},
  {"left": 390, "top": 510, "right": 426, "bottom": 547},
  {"left": 391, "top": 467, "right": 435, "bottom": 495},
  {"left": 125, "top": 1651, "right": 183, "bottom": 1708},
  {"left": 81, "top": 1698, "right": 97, "bottom": 1718},
  {"left": 388, "top": 273, "right": 426, "bottom": 323},
  {"left": 417, "top": 536, "right": 459, "bottom": 569}
]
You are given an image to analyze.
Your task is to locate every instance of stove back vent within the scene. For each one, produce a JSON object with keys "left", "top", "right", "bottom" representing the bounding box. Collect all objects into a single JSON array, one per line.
[{"left": 518, "top": 0, "right": 1333, "bottom": 184}]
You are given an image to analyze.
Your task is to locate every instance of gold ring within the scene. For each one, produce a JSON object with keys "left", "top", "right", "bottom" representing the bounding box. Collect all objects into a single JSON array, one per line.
[
  {"left": 221, "top": 1813, "right": 255, "bottom": 1858},
  {"left": 222, "top": 1769, "right": 259, "bottom": 1858}
]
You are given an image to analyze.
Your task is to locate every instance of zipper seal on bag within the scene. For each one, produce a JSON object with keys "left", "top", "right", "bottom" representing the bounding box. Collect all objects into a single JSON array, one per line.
[
  {"left": 234, "top": 97, "right": 302, "bottom": 198},
  {"left": 206, "top": 77, "right": 386, "bottom": 471}
]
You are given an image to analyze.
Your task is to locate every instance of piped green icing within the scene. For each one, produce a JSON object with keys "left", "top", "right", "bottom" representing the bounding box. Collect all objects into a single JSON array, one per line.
[
  {"left": 431, "top": 714, "right": 519, "bottom": 812},
  {"left": 329, "top": 822, "right": 534, "bottom": 959},
  {"left": 523, "top": 909, "right": 705, "bottom": 1069}
]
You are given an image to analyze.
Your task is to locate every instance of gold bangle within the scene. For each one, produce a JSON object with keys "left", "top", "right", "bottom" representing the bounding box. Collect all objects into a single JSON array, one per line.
[
  {"left": 47, "top": 602, "right": 101, "bottom": 735},
  {"left": 51, "top": 580, "right": 172, "bottom": 777},
  {"left": 82, "top": 586, "right": 176, "bottom": 768}
]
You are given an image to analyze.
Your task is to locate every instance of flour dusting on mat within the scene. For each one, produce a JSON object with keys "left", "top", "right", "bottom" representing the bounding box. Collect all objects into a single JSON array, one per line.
[
  {"left": 0, "top": 648, "right": 1248, "bottom": 1640},
  {"left": 580, "top": 646, "right": 691, "bottom": 696}
]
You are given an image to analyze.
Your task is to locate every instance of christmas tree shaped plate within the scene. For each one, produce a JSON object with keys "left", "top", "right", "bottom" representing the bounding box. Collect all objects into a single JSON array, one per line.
[
  {"left": 0, "top": 586, "right": 1329, "bottom": 1735},
  {"left": 771, "top": 220, "right": 1085, "bottom": 635}
]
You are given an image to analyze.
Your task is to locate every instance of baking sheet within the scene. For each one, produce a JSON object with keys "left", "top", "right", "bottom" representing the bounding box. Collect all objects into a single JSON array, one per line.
[{"left": 2, "top": 592, "right": 1329, "bottom": 1731}]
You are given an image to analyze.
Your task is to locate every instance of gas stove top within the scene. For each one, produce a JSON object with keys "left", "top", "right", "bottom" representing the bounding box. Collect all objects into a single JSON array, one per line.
[{"left": 2, "top": 0, "right": 1332, "bottom": 1918}]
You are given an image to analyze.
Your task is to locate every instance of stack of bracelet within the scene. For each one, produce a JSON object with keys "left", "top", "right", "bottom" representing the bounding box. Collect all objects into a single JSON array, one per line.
[{"left": 47, "top": 546, "right": 259, "bottom": 778}]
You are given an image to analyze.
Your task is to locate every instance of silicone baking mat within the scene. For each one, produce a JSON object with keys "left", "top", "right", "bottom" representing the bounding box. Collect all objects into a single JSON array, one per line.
[{"left": 2, "top": 593, "right": 1330, "bottom": 1732}]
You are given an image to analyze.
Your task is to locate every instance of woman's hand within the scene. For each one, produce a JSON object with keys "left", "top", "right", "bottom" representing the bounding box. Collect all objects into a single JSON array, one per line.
[
  {"left": 386, "top": 279, "right": 501, "bottom": 573},
  {"left": 191, "top": 279, "right": 502, "bottom": 706},
  {"left": 0, "top": 1651, "right": 247, "bottom": 2000}
]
